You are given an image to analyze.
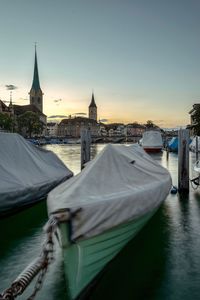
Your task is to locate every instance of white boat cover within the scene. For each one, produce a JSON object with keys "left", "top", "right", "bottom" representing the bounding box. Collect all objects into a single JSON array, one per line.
[
  {"left": 48, "top": 144, "right": 171, "bottom": 241},
  {"left": 0, "top": 133, "right": 73, "bottom": 215},
  {"left": 142, "top": 130, "right": 163, "bottom": 149},
  {"left": 190, "top": 136, "right": 200, "bottom": 152}
]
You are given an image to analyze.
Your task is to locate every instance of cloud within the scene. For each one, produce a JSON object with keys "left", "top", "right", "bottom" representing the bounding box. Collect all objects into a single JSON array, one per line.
[
  {"left": 48, "top": 115, "right": 67, "bottom": 119},
  {"left": 5, "top": 84, "right": 18, "bottom": 90},
  {"left": 73, "top": 112, "right": 87, "bottom": 116},
  {"left": 99, "top": 119, "right": 108, "bottom": 122}
]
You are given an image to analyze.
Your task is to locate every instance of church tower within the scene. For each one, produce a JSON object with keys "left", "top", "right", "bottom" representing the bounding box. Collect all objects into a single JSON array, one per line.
[
  {"left": 89, "top": 92, "right": 97, "bottom": 121},
  {"left": 29, "top": 46, "right": 43, "bottom": 112}
]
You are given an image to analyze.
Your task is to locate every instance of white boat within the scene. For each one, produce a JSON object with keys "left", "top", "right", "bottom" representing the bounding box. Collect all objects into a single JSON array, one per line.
[
  {"left": 0, "top": 133, "right": 73, "bottom": 216},
  {"left": 141, "top": 130, "right": 163, "bottom": 152},
  {"left": 47, "top": 144, "right": 171, "bottom": 299}
]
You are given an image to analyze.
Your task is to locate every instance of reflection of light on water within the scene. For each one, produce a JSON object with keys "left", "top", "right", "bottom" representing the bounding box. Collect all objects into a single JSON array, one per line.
[{"left": 43, "top": 144, "right": 107, "bottom": 175}]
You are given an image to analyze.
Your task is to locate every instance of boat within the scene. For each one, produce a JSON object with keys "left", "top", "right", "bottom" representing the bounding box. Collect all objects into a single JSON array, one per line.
[
  {"left": 0, "top": 132, "right": 73, "bottom": 216},
  {"left": 47, "top": 144, "right": 171, "bottom": 299},
  {"left": 141, "top": 130, "right": 163, "bottom": 152},
  {"left": 189, "top": 136, "right": 200, "bottom": 152},
  {"left": 167, "top": 137, "right": 178, "bottom": 152}
]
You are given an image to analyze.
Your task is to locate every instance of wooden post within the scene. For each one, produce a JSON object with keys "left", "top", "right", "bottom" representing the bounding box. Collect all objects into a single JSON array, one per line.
[
  {"left": 81, "top": 129, "right": 91, "bottom": 170},
  {"left": 196, "top": 136, "right": 199, "bottom": 161},
  {"left": 166, "top": 146, "right": 169, "bottom": 160},
  {"left": 178, "top": 129, "right": 189, "bottom": 193}
]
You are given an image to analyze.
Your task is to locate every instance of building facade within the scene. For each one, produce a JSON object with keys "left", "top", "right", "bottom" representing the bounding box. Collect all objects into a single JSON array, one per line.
[
  {"left": 126, "top": 123, "right": 146, "bottom": 136},
  {"left": 58, "top": 117, "right": 99, "bottom": 137},
  {"left": 47, "top": 122, "right": 59, "bottom": 136}
]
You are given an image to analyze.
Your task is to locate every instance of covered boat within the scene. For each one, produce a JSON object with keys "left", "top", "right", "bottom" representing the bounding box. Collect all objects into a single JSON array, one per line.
[
  {"left": 47, "top": 144, "right": 171, "bottom": 299},
  {"left": 168, "top": 137, "right": 178, "bottom": 152},
  {"left": 190, "top": 136, "right": 200, "bottom": 152},
  {"left": 141, "top": 130, "right": 163, "bottom": 152},
  {"left": 0, "top": 133, "right": 73, "bottom": 216}
]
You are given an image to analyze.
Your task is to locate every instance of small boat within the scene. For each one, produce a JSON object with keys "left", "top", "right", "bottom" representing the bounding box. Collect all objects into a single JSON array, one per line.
[
  {"left": 47, "top": 144, "right": 171, "bottom": 299},
  {"left": 0, "top": 133, "right": 73, "bottom": 216},
  {"left": 167, "top": 137, "right": 178, "bottom": 152},
  {"left": 141, "top": 130, "right": 163, "bottom": 152}
]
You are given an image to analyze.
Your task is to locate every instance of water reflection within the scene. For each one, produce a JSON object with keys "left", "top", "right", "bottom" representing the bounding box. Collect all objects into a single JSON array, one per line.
[{"left": 1, "top": 146, "right": 200, "bottom": 300}]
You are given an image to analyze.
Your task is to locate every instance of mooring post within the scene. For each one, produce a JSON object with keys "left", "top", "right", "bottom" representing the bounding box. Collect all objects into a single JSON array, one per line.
[
  {"left": 178, "top": 129, "right": 189, "bottom": 193},
  {"left": 81, "top": 129, "right": 91, "bottom": 170},
  {"left": 196, "top": 136, "right": 199, "bottom": 161},
  {"left": 166, "top": 146, "right": 169, "bottom": 160}
]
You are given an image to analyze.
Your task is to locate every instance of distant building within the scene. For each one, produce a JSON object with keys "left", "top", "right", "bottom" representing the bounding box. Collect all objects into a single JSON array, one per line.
[
  {"left": 13, "top": 104, "right": 46, "bottom": 126},
  {"left": 47, "top": 122, "right": 58, "bottom": 136},
  {"left": 58, "top": 116, "right": 99, "bottom": 137},
  {"left": 0, "top": 100, "right": 12, "bottom": 116},
  {"left": 126, "top": 123, "right": 146, "bottom": 136},
  {"left": 88, "top": 93, "right": 97, "bottom": 121}
]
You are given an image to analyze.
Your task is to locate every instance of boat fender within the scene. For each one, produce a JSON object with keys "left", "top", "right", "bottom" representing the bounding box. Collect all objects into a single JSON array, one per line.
[{"left": 170, "top": 186, "right": 178, "bottom": 194}]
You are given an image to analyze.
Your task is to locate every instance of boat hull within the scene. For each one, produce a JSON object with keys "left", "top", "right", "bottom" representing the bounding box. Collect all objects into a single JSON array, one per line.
[
  {"left": 58, "top": 208, "right": 157, "bottom": 300},
  {"left": 143, "top": 147, "right": 162, "bottom": 153}
]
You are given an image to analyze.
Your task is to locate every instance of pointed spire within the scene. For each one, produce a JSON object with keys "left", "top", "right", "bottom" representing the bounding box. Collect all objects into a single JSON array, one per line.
[
  {"left": 9, "top": 91, "right": 12, "bottom": 106},
  {"left": 89, "top": 92, "right": 97, "bottom": 108},
  {"left": 31, "top": 43, "right": 41, "bottom": 91}
]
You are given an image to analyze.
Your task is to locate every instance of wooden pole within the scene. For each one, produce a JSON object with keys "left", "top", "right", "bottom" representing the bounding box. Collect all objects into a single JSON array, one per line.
[
  {"left": 178, "top": 129, "right": 189, "bottom": 193},
  {"left": 196, "top": 136, "right": 198, "bottom": 161},
  {"left": 81, "top": 129, "right": 91, "bottom": 170}
]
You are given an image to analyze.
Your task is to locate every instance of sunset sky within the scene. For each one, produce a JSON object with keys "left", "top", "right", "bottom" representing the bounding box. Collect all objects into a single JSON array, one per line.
[{"left": 0, "top": 0, "right": 200, "bottom": 128}]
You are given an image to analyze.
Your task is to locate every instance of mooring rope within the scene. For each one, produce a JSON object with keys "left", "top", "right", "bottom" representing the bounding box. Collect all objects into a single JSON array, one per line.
[{"left": 0, "top": 212, "right": 68, "bottom": 300}]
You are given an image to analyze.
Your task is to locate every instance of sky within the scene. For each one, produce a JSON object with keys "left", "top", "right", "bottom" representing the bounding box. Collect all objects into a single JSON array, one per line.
[{"left": 0, "top": 0, "right": 200, "bottom": 128}]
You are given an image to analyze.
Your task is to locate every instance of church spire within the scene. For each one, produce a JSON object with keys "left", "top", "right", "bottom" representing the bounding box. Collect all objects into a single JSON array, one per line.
[
  {"left": 89, "top": 92, "right": 97, "bottom": 121},
  {"left": 29, "top": 45, "right": 43, "bottom": 112},
  {"left": 31, "top": 44, "right": 41, "bottom": 90},
  {"left": 89, "top": 92, "right": 97, "bottom": 108}
]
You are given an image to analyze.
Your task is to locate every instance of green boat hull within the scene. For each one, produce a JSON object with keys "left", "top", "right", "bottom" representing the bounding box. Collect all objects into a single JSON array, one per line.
[{"left": 58, "top": 209, "right": 157, "bottom": 299}]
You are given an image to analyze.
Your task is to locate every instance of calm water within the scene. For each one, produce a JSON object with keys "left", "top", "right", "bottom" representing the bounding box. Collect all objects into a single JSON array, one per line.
[{"left": 1, "top": 144, "right": 200, "bottom": 300}]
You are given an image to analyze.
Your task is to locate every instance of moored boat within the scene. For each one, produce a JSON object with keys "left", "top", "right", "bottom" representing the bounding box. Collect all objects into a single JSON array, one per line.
[
  {"left": 189, "top": 136, "right": 200, "bottom": 152},
  {"left": 141, "top": 130, "right": 163, "bottom": 152},
  {"left": 47, "top": 144, "right": 171, "bottom": 299},
  {"left": 0, "top": 133, "right": 73, "bottom": 216},
  {"left": 167, "top": 137, "right": 178, "bottom": 152}
]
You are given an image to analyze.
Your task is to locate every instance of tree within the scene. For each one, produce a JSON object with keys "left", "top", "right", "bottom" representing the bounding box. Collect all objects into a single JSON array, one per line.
[
  {"left": 145, "top": 120, "right": 159, "bottom": 129},
  {"left": 191, "top": 105, "right": 200, "bottom": 135},
  {"left": 0, "top": 113, "right": 14, "bottom": 131},
  {"left": 17, "top": 111, "right": 44, "bottom": 138}
]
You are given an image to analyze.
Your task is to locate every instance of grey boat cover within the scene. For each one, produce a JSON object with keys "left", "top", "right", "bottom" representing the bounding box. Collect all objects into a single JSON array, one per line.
[
  {"left": 48, "top": 144, "right": 171, "bottom": 240},
  {"left": 0, "top": 133, "right": 73, "bottom": 215}
]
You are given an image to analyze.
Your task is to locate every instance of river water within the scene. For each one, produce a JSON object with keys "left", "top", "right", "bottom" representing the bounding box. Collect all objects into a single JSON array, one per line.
[{"left": 1, "top": 144, "right": 200, "bottom": 300}]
